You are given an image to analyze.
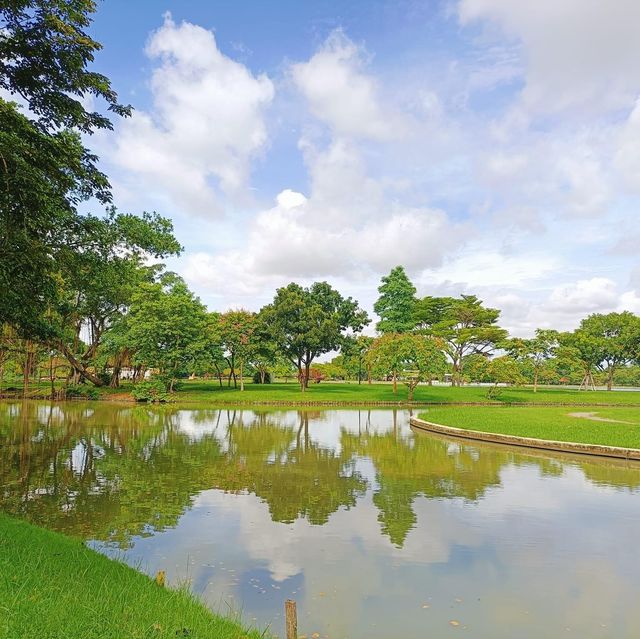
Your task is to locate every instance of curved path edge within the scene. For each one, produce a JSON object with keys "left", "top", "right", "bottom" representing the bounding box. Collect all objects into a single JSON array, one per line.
[{"left": 409, "top": 417, "right": 640, "bottom": 461}]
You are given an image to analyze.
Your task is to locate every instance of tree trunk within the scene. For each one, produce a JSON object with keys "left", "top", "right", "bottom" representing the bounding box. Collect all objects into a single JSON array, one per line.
[
  {"left": 240, "top": 360, "right": 244, "bottom": 391},
  {"left": 533, "top": 367, "right": 538, "bottom": 393},
  {"left": 392, "top": 372, "right": 397, "bottom": 394},
  {"left": 110, "top": 350, "right": 125, "bottom": 388},
  {"left": 607, "top": 367, "right": 614, "bottom": 391},
  {"left": 59, "top": 342, "right": 104, "bottom": 386}
]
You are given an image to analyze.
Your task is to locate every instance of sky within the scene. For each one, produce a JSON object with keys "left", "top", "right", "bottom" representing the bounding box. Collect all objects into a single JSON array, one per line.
[{"left": 86, "top": 0, "right": 640, "bottom": 336}]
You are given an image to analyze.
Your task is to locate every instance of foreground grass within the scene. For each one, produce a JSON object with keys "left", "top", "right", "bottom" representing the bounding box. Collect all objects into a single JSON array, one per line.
[
  {"left": 142, "top": 380, "right": 640, "bottom": 406},
  {"left": 418, "top": 406, "right": 640, "bottom": 449},
  {"left": 0, "top": 514, "right": 261, "bottom": 639}
]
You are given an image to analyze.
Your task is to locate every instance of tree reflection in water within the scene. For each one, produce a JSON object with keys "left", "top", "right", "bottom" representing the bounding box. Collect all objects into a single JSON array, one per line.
[{"left": 1, "top": 401, "right": 639, "bottom": 549}]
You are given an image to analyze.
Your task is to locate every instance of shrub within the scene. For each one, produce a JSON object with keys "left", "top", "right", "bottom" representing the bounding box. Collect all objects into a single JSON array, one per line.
[
  {"left": 66, "top": 384, "right": 99, "bottom": 400},
  {"left": 252, "top": 371, "right": 271, "bottom": 384},
  {"left": 131, "top": 379, "right": 171, "bottom": 403}
]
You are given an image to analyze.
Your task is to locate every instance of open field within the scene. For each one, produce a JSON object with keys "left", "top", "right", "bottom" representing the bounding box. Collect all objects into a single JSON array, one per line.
[
  {"left": 417, "top": 406, "right": 640, "bottom": 449},
  {"left": 4, "top": 379, "right": 640, "bottom": 405},
  {"left": 116, "top": 380, "right": 640, "bottom": 405},
  {"left": 0, "top": 513, "right": 262, "bottom": 639}
]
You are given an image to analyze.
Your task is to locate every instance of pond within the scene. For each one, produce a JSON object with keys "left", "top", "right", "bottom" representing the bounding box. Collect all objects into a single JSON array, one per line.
[{"left": 1, "top": 401, "right": 640, "bottom": 638}]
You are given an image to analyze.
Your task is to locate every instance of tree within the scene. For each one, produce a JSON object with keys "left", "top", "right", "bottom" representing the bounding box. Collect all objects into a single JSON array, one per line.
[
  {"left": 484, "top": 356, "right": 526, "bottom": 399},
  {"left": 579, "top": 312, "right": 640, "bottom": 390},
  {"left": 54, "top": 211, "right": 181, "bottom": 386},
  {"left": 504, "top": 329, "right": 559, "bottom": 393},
  {"left": 557, "top": 330, "right": 602, "bottom": 391},
  {"left": 366, "top": 333, "right": 446, "bottom": 399},
  {"left": 120, "top": 274, "right": 208, "bottom": 391},
  {"left": 417, "top": 295, "right": 507, "bottom": 386},
  {"left": 260, "top": 282, "right": 369, "bottom": 391},
  {"left": 1, "top": 0, "right": 131, "bottom": 337},
  {"left": 373, "top": 266, "right": 417, "bottom": 334},
  {"left": 218, "top": 310, "right": 256, "bottom": 391},
  {"left": 341, "top": 335, "right": 374, "bottom": 384}
]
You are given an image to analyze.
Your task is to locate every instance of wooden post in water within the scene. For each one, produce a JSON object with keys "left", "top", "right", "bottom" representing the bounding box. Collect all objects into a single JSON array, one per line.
[{"left": 285, "top": 599, "right": 297, "bottom": 639}]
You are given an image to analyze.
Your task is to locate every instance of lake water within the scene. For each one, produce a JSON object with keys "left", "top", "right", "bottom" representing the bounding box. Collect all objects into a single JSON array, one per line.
[{"left": 2, "top": 401, "right": 640, "bottom": 638}]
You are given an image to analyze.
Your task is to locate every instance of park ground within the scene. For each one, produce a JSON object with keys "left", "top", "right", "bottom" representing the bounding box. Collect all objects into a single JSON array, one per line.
[
  {"left": 95, "top": 380, "right": 640, "bottom": 406},
  {"left": 418, "top": 405, "right": 640, "bottom": 449},
  {"left": 0, "top": 513, "right": 262, "bottom": 639}
]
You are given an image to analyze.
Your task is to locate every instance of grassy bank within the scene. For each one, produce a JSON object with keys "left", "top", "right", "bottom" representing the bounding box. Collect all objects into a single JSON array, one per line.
[
  {"left": 119, "top": 380, "right": 640, "bottom": 405},
  {"left": 417, "top": 406, "right": 640, "bottom": 449},
  {"left": 0, "top": 513, "right": 261, "bottom": 639},
  {"left": 4, "top": 380, "right": 640, "bottom": 406}
]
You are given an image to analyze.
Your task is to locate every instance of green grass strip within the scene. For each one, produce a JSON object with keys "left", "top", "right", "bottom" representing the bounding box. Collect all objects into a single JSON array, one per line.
[
  {"left": 417, "top": 406, "right": 640, "bottom": 449},
  {"left": 0, "top": 513, "right": 262, "bottom": 639}
]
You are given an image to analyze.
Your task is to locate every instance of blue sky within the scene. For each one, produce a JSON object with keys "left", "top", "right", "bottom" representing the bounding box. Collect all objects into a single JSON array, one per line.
[{"left": 86, "top": 0, "right": 640, "bottom": 334}]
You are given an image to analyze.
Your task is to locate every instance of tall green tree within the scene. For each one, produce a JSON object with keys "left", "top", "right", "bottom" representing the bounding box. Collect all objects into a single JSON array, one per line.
[
  {"left": 366, "top": 333, "right": 446, "bottom": 398},
  {"left": 416, "top": 295, "right": 507, "bottom": 386},
  {"left": 1, "top": 0, "right": 132, "bottom": 337},
  {"left": 218, "top": 310, "right": 256, "bottom": 391},
  {"left": 504, "top": 329, "right": 559, "bottom": 393},
  {"left": 120, "top": 274, "right": 208, "bottom": 391},
  {"left": 260, "top": 282, "right": 369, "bottom": 391},
  {"left": 373, "top": 266, "right": 417, "bottom": 333},
  {"left": 579, "top": 312, "right": 640, "bottom": 390}
]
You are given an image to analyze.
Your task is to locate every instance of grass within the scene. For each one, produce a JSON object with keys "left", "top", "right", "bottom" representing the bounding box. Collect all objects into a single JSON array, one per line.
[
  {"left": 417, "top": 406, "right": 640, "bottom": 449},
  {"left": 4, "top": 379, "right": 640, "bottom": 406},
  {"left": 130, "top": 380, "right": 640, "bottom": 406},
  {"left": 0, "top": 513, "right": 262, "bottom": 639}
]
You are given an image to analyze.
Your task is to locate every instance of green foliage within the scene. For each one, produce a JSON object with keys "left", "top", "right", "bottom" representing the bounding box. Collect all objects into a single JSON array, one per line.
[
  {"left": 252, "top": 370, "right": 272, "bottom": 384},
  {"left": 484, "top": 356, "right": 527, "bottom": 398},
  {"left": 366, "top": 333, "right": 447, "bottom": 398},
  {"left": 120, "top": 274, "right": 209, "bottom": 390},
  {"left": 131, "top": 379, "right": 171, "bottom": 403},
  {"left": 373, "top": 266, "right": 417, "bottom": 333},
  {"left": 65, "top": 384, "right": 99, "bottom": 400},
  {"left": 415, "top": 294, "right": 508, "bottom": 385},
  {"left": 260, "top": 281, "right": 369, "bottom": 390},
  {"left": 0, "top": 0, "right": 132, "bottom": 336}
]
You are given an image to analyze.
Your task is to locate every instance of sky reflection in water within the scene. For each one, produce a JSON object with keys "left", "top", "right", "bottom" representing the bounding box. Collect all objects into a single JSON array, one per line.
[{"left": 1, "top": 401, "right": 640, "bottom": 638}]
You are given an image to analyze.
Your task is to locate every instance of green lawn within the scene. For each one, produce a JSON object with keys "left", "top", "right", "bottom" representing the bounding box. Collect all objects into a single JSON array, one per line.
[
  {"left": 5, "top": 379, "right": 640, "bottom": 406},
  {"left": 134, "top": 380, "right": 640, "bottom": 406},
  {"left": 0, "top": 513, "right": 262, "bottom": 639},
  {"left": 417, "top": 406, "right": 640, "bottom": 449}
]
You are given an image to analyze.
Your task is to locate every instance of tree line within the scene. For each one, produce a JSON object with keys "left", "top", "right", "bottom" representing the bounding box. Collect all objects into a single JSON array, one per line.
[{"left": 1, "top": 2, "right": 639, "bottom": 398}]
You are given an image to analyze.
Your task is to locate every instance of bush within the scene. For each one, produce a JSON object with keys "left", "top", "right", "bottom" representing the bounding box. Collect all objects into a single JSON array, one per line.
[
  {"left": 252, "top": 371, "right": 271, "bottom": 384},
  {"left": 66, "top": 384, "right": 99, "bottom": 400},
  {"left": 131, "top": 380, "right": 171, "bottom": 403}
]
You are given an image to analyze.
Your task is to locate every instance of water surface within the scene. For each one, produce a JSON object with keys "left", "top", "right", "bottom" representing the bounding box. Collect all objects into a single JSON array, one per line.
[{"left": 1, "top": 401, "right": 640, "bottom": 638}]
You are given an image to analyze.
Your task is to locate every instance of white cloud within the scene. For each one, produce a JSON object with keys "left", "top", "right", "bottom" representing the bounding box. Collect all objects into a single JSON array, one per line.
[
  {"left": 615, "top": 98, "right": 640, "bottom": 192},
  {"left": 111, "top": 13, "right": 274, "bottom": 217},
  {"left": 458, "top": 0, "right": 640, "bottom": 114},
  {"left": 290, "top": 30, "right": 407, "bottom": 140},
  {"left": 546, "top": 278, "right": 619, "bottom": 315}
]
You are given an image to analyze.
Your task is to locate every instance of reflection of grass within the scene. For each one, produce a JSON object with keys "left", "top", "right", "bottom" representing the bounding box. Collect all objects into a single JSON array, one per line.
[
  {"left": 418, "top": 406, "right": 640, "bottom": 449},
  {"left": 0, "top": 513, "right": 263, "bottom": 639}
]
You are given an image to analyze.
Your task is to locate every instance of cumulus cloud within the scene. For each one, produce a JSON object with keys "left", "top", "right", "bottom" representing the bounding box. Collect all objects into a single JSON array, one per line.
[
  {"left": 111, "top": 13, "right": 274, "bottom": 217},
  {"left": 290, "top": 30, "right": 407, "bottom": 140},
  {"left": 458, "top": 0, "right": 640, "bottom": 114}
]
